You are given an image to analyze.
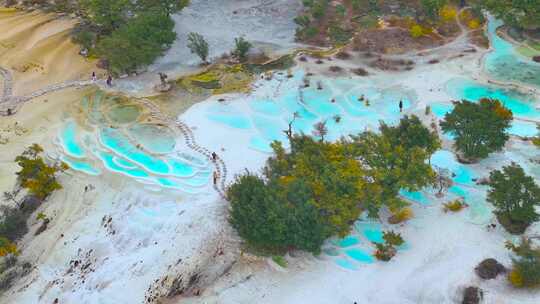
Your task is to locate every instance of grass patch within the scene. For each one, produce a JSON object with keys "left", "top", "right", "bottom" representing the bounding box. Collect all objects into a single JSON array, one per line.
[{"left": 272, "top": 255, "right": 288, "bottom": 268}]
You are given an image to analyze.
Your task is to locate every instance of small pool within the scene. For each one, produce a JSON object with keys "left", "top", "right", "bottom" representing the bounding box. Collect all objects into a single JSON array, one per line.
[
  {"left": 446, "top": 78, "right": 539, "bottom": 119},
  {"left": 484, "top": 16, "right": 540, "bottom": 87},
  {"left": 400, "top": 189, "right": 431, "bottom": 205},
  {"left": 106, "top": 104, "right": 140, "bottom": 124},
  {"left": 127, "top": 124, "right": 176, "bottom": 154},
  {"left": 99, "top": 127, "right": 171, "bottom": 175},
  {"left": 62, "top": 156, "right": 100, "bottom": 176},
  {"left": 60, "top": 121, "right": 85, "bottom": 158},
  {"left": 345, "top": 248, "right": 375, "bottom": 263}
]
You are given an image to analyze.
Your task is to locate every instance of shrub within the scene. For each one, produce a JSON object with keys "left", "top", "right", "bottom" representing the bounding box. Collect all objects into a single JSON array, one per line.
[
  {"left": 443, "top": 199, "right": 467, "bottom": 212},
  {"left": 15, "top": 144, "right": 67, "bottom": 200},
  {"left": 187, "top": 32, "right": 209, "bottom": 64},
  {"left": 272, "top": 255, "right": 288, "bottom": 268},
  {"left": 232, "top": 37, "right": 252, "bottom": 62},
  {"left": 0, "top": 207, "right": 28, "bottom": 242},
  {"left": 468, "top": 19, "right": 480, "bottom": 29},
  {"left": 440, "top": 99, "right": 513, "bottom": 160},
  {"left": 410, "top": 24, "right": 424, "bottom": 38},
  {"left": 439, "top": 5, "right": 457, "bottom": 22},
  {"left": 488, "top": 163, "right": 540, "bottom": 234},
  {"left": 388, "top": 207, "right": 413, "bottom": 224},
  {"left": 374, "top": 231, "right": 404, "bottom": 261},
  {"left": 506, "top": 238, "right": 540, "bottom": 288},
  {"left": 0, "top": 237, "right": 18, "bottom": 257}
]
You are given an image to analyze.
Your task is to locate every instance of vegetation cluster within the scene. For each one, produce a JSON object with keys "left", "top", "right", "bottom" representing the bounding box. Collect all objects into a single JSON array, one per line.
[{"left": 228, "top": 115, "right": 439, "bottom": 254}]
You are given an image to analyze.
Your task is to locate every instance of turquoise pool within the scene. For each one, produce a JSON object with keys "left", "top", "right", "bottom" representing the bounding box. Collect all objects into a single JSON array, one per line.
[{"left": 60, "top": 121, "right": 85, "bottom": 158}]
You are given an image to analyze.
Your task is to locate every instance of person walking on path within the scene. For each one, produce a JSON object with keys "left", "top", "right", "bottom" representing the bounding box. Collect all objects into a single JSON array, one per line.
[
  {"left": 213, "top": 171, "right": 218, "bottom": 185},
  {"left": 106, "top": 75, "right": 112, "bottom": 87},
  {"left": 211, "top": 152, "right": 217, "bottom": 161},
  {"left": 399, "top": 99, "right": 403, "bottom": 113},
  {"left": 92, "top": 72, "right": 97, "bottom": 82}
]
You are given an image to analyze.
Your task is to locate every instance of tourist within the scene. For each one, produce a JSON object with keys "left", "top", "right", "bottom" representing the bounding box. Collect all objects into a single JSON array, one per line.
[
  {"left": 213, "top": 171, "right": 218, "bottom": 185},
  {"left": 106, "top": 75, "right": 112, "bottom": 87},
  {"left": 399, "top": 99, "right": 403, "bottom": 112},
  {"left": 92, "top": 72, "right": 97, "bottom": 82},
  {"left": 211, "top": 152, "right": 217, "bottom": 161}
]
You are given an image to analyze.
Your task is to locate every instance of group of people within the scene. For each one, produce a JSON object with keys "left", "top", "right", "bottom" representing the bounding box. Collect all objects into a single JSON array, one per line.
[{"left": 91, "top": 72, "right": 113, "bottom": 87}]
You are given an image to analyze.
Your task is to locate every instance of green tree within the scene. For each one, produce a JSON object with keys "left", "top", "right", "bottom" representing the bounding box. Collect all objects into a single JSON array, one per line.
[
  {"left": 79, "top": 0, "right": 132, "bottom": 34},
  {"left": 421, "top": 0, "right": 447, "bottom": 20},
  {"left": 232, "top": 37, "right": 252, "bottom": 62},
  {"left": 229, "top": 136, "right": 368, "bottom": 254},
  {"left": 137, "top": 0, "right": 190, "bottom": 16},
  {"left": 351, "top": 115, "right": 439, "bottom": 214},
  {"left": 440, "top": 99, "right": 513, "bottom": 160},
  {"left": 187, "top": 32, "right": 209, "bottom": 63},
  {"left": 15, "top": 144, "right": 68, "bottom": 200},
  {"left": 482, "top": 0, "right": 540, "bottom": 30},
  {"left": 96, "top": 10, "right": 176, "bottom": 74},
  {"left": 488, "top": 163, "right": 540, "bottom": 234},
  {"left": 506, "top": 238, "right": 540, "bottom": 288}
]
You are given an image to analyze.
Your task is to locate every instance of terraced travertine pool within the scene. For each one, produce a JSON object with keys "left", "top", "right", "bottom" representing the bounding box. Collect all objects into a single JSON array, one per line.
[{"left": 56, "top": 91, "right": 211, "bottom": 194}]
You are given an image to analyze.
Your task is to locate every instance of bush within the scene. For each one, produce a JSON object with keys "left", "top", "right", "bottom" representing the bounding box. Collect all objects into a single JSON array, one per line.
[
  {"left": 439, "top": 5, "right": 457, "bottom": 22},
  {"left": 97, "top": 10, "right": 176, "bottom": 75},
  {"left": 506, "top": 238, "right": 540, "bottom": 288},
  {"left": 15, "top": 144, "right": 67, "bottom": 200},
  {"left": 232, "top": 37, "right": 252, "bottom": 62},
  {"left": 443, "top": 199, "right": 467, "bottom": 212},
  {"left": 72, "top": 28, "right": 97, "bottom": 51},
  {"left": 0, "top": 237, "right": 18, "bottom": 257},
  {"left": 187, "top": 32, "right": 209, "bottom": 63},
  {"left": 440, "top": 99, "right": 513, "bottom": 160},
  {"left": 410, "top": 24, "right": 424, "bottom": 38},
  {"left": 272, "top": 255, "right": 288, "bottom": 268},
  {"left": 0, "top": 207, "right": 28, "bottom": 242},
  {"left": 388, "top": 207, "right": 413, "bottom": 224},
  {"left": 488, "top": 163, "right": 540, "bottom": 234},
  {"left": 374, "top": 231, "right": 404, "bottom": 261}
]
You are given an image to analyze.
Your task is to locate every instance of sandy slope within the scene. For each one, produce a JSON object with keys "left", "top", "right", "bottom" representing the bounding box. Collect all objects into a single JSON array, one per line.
[{"left": 0, "top": 9, "right": 102, "bottom": 96}]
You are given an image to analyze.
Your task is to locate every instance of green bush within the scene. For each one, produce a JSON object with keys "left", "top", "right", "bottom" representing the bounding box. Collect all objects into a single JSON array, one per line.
[
  {"left": 97, "top": 10, "right": 176, "bottom": 74},
  {"left": 488, "top": 163, "right": 540, "bottom": 234},
  {"left": 506, "top": 238, "right": 540, "bottom": 288},
  {"left": 440, "top": 99, "right": 513, "bottom": 160},
  {"left": 233, "top": 37, "right": 252, "bottom": 62}
]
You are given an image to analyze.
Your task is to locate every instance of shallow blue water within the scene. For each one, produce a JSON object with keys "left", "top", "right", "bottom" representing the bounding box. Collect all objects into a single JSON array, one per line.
[
  {"left": 345, "top": 248, "right": 374, "bottom": 263},
  {"left": 96, "top": 151, "right": 150, "bottom": 178},
  {"left": 127, "top": 124, "right": 176, "bottom": 154},
  {"left": 484, "top": 17, "right": 540, "bottom": 87},
  {"left": 335, "top": 258, "right": 358, "bottom": 270},
  {"left": 62, "top": 156, "right": 100, "bottom": 175},
  {"left": 399, "top": 189, "right": 430, "bottom": 205},
  {"left": 250, "top": 99, "right": 282, "bottom": 116},
  {"left": 100, "top": 127, "right": 171, "bottom": 175},
  {"left": 60, "top": 121, "right": 85, "bottom": 158},
  {"left": 336, "top": 236, "right": 360, "bottom": 248},
  {"left": 249, "top": 136, "right": 275, "bottom": 153},
  {"left": 446, "top": 78, "right": 539, "bottom": 119}
]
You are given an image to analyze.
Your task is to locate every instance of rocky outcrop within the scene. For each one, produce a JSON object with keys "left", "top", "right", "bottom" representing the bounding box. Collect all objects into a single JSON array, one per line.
[
  {"left": 533, "top": 56, "right": 540, "bottom": 63},
  {"left": 475, "top": 258, "right": 506, "bottom": 280},
  {"left": 462, "top": 286, "right": 483, "bottom": 304}
]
